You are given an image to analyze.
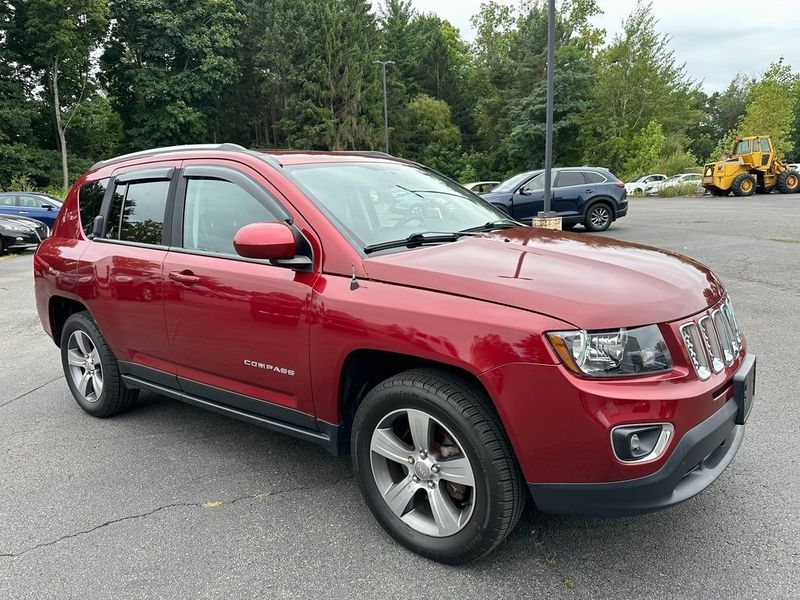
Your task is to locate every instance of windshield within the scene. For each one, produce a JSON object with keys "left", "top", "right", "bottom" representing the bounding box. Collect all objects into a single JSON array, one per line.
[
  {"left": 735, "top": 139, "right": 751, "bottom": 155},
  {"left": 287, "top": 162, "right": 511, "bottom": 249},
  {"left": 493, "top": 171, "right": 537, "bottom": 193}
]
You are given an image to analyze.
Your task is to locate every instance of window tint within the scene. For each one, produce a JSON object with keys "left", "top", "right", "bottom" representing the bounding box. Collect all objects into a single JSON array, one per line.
[
  {"left": 583, "top": 172, "right": 605, "bottom": 184},
  {"left": 105, "top": 180, "right": 169, "bottom": 245},
  {"left": 556, "top": 171, "right": 586, "bottom": 187},
  {"left": 0, "top": 195, "right": 14, "bottom": 206},
  {"left": 78, "top": 179, "right": 109, "bottom": 237},
  {"left": 183, "top": 178, "right": 279, "bottom": 255}
]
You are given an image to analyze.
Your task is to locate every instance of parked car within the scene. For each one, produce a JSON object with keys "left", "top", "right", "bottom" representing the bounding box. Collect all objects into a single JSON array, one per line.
[
  {"left": 463, "top": 180, "right": 500, "bottom": 194},
  {"left": 0, "top": 192, "right": 62, "bottom": 227},
  {"left": 34, "top": 145, "right": 755, "bottom": 564},
  {"left": 0, "top": 214, "right": 49, "bottom": 253},
  {"left": 644, "top": 173, "right": 702, "bottom": 196},
  {"left": 625, "top": 173, "right": 667, "bottom": 196},
  {"left": 482, "top": 167, "right": 628, "bottom": 232}
]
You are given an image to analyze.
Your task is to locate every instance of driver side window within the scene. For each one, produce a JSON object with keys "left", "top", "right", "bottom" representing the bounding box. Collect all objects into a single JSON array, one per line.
[
  {"left": 521, "top": 175, "right": 545, "bottom": 193},
  {"left": 183, "top": 178, "right": 281, "bottom": 256}
]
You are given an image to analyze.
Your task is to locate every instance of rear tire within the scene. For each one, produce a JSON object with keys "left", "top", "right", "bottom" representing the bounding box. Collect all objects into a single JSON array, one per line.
[
  {"left": 351, "top": 368, "right": 525, "bottom": 564},
  {"left": 584, "top": 202, "right": 613, "bottom": 232},
  {"left": 731, "top": 173, "right": 756, "bottom": 197},
  {"left": 776, "top": 170, "right": 800, "bottom": 194},
  {"left": 60, "top": 312, "right": 138, "bottom": 417}
]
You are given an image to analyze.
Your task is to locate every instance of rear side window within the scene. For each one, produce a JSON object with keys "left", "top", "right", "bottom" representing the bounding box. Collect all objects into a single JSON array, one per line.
[
  {"left": 556, "top": 171, "right": 586, "bottom": 187},
  {"left": 78, "top": 179, "right": 109, "bottom": 237},
  {"left": 183, "top": 178, "right": 280, "bottom": 256},
  {"left": 0, "top": 195, "right": 14, "bottom": 206},
  {"left": 105, "top": 180, "right": 170, "bottom": 245},
  {"left": 583, "top": 172, "right": 606, "bottom": 184}
]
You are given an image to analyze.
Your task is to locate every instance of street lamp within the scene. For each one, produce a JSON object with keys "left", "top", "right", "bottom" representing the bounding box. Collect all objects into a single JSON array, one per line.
[
  {"left": 374, "top": 60, "right": 394, "bottom": 154},
  {"left": 533, "top": 0, "right": 561, "bottom": 230}
]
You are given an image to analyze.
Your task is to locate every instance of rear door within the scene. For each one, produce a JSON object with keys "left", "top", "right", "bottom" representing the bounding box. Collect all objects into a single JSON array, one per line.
[
  {"left": 0, "top": 194, "right": 17, "bottom": 218},
  {"left": 161, "top": 160, "right": 318, "bottom": 422},
  {"left": 77, "top": 165, "right": 176, "bottom": 373},
  {"left": 552, "top": 170, "right": 588, "bottom": 217}
]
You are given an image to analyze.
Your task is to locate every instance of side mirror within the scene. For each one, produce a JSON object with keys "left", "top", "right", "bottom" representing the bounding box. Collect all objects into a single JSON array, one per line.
[
  {"left": 518, "top": 187, "right": 531, "bottom": 196},
  {"left": 42, "top": 203, "right": 53, "bottom": 210},
  {"left": 234, "top": 222, "right": 297, "bottom": 260}
]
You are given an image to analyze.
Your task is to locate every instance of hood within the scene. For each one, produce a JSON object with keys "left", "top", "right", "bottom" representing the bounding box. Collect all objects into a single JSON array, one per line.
[
  {"left": 481, "top": 191, "right": 513, "bottom": 204},
  {"left": 363, "top": 228, "right": 724, "bottom": 330},
  {"left": 0, "top": 215, "right": 42, "bottom": 230}
]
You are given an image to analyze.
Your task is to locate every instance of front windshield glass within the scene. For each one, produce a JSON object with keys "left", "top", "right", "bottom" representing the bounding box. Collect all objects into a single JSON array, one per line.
[
  {"left": 735, "top": 139, "right": 751, "bottom": 155},
  {"left": 287, "top": 162, "right": 511, "bottom": 249},
  {"left": 493, "top": 171, "right": 536, "bottom": 193}
]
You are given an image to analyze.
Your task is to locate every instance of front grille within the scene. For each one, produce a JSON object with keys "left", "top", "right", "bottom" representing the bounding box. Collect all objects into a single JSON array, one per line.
[{"left": 681, "top": 297, "right": 743, "bottom": 381}]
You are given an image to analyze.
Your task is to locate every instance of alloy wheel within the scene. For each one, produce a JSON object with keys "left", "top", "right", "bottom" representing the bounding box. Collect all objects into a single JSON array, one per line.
[
  {"left": 66, "top": 330, "right": 104, "bottom": 403},
  {"left": 369, "top": 408, "right": 476, "bottom": 537},
  {"left": 590, "top": 206, "right": 611, "bottom": 229}
]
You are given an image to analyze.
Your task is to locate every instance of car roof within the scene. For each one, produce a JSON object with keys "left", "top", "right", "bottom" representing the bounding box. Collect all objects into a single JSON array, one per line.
[{"left": 90, "top": 143, "right": 404, "bottom": 171}]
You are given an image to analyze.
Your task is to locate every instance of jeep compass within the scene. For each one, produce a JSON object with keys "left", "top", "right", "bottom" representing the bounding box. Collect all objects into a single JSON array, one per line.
[{"left": 33, "top": 144, "right": 756, "bottom": 563}]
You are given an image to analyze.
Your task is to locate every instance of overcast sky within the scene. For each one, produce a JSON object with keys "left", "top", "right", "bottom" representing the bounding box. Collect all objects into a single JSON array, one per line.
[{"left": 404, "top": 0, "right": 800, "bottom": 92}]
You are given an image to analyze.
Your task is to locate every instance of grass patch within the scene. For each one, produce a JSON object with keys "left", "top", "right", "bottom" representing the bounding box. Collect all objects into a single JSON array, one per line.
[
  {"left": 651, "top": 182, "right": 703, "bottom": 198},
  {"left": 770, "top": 238, "right": 800, "bottom": 244}
]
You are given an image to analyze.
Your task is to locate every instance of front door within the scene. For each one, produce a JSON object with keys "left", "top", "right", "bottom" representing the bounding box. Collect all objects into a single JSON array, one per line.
[
  {"left": 162, "top": 162, "right": 318, "bottom": 420},
  {"left": 512, "top": 174, "right": 545, "bottom": 222}
]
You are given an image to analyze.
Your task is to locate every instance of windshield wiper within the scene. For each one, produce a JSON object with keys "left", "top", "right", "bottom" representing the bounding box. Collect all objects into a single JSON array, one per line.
[
  {"left": 364, "top": 231, "right": 465, "bottom": 254},
  {"left": 459, "top": 220, "right": 520, "bottom": 233}
]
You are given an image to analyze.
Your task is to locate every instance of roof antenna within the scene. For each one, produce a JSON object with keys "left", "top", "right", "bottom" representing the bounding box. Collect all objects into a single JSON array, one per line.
[{"left": 350, "top": 265, "right": 360, "bottom": 291}]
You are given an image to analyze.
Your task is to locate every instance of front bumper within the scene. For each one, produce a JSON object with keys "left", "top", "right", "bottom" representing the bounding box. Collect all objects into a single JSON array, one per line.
[{"left": 529, "top": 397, "right": 745, "bottom": 516}]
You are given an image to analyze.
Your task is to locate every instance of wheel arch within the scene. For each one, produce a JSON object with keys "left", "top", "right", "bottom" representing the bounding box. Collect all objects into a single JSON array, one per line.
[
  {"left": 336, "top": 349, "right": 499, "bottom": 453},
  {"left": 584, "top": 196, "right": 617, "bottom": 218},
  {"left": 49, "top": 295, "right": 90, "bottom": 347}
]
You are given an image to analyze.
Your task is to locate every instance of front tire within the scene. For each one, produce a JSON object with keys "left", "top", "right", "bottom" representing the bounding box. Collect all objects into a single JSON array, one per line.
[
  {"left": 731, "top": 173, "right": 756, "bottom": 197},
  {"left": 776, "top": 170, "right": 800, "bottom": 194},
  {"left": 60, "top": 312, "right": 138, "bottom": 417},
  {"left": 351, "top": 369, "right": 525, "bottom": 564},
  {"left": 584, "top": 202, "right": 613, "bottom": 232}
]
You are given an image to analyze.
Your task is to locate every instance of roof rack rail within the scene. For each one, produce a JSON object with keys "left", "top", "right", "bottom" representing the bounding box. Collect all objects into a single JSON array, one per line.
[{"left": 90, "top": 143, "right": 284, "bottom": 170}]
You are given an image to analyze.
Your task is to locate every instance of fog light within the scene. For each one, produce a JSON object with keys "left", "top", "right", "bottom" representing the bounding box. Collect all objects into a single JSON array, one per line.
[{"left": 612, "top": 423, "right": 674, "bottom": 463}]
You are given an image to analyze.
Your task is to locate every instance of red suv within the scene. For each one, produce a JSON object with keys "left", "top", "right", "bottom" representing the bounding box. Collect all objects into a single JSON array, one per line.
[{"left": 34, "top": 145, "right": 756, "bottom": 563}]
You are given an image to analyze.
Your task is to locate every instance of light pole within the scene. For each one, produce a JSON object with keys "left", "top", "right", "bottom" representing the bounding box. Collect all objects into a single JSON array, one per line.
[
  {"left": 534, "top": 0, "right": 561, "bottom": 229},
  {"left": 374, "top": 60, "right": 394, "bottom": 154}
]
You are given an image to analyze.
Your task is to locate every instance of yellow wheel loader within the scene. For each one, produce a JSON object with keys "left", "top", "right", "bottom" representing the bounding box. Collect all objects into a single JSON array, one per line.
[{"left": 702, "top": 136, "right": 800, "bottom": 197}]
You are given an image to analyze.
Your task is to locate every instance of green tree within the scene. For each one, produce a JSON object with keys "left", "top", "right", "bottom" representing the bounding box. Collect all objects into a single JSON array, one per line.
[
  {"left": 579, "top": 1, "right": 698, "bottom": 174},
  {"left": 6, "top": 0, "right": 108, "bottom": 187},
  {"left": 735, "top": 60, "right": 798, "bottom": 158},
  {"left": 102, "top": 0, "right": 244, "bottom": 151}
]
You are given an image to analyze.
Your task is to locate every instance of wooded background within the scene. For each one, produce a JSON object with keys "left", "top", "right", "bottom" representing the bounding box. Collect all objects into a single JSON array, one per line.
[{"left": 1, "top": 0, "right": 799, "bottom": 191}]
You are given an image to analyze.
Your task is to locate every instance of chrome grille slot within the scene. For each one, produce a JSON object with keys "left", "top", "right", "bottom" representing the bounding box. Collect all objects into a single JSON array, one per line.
[
  {"left": 698, "top": 316, "right": 724, "bottom": 374},
  {"left": 712, "top": 309, "right": 735, "bottom": 364},
  {"left": 680, "top": 322, "right": 711, "bottom": 381}
]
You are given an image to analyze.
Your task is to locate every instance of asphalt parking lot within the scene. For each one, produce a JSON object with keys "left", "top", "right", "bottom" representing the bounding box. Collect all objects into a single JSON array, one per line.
[{"left": 1, "top": 195, "right": 799, "bottom": 599}]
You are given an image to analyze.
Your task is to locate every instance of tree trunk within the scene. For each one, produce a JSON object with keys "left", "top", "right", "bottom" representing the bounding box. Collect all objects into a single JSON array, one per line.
[{"left": 52, "top": 56, "right": 69, "bottom": 189}]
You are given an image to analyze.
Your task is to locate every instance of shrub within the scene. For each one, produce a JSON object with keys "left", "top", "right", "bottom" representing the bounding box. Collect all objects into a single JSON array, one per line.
[{"left": 653, "top": 182, "right": 702, "bottom": 198}]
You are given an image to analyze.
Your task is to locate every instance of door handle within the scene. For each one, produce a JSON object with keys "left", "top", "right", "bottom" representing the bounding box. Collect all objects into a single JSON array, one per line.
[
  {"left": 19, "top": 211, "right": 29, "bottom": 214},
  {"left": 168, "top": 270, "right": 201, "bottom": 285}
]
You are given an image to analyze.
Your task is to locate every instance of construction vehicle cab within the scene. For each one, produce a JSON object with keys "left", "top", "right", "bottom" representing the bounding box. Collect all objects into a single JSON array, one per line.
[{"left": 703, "top": 136, "right": 800, "bottom": 197}]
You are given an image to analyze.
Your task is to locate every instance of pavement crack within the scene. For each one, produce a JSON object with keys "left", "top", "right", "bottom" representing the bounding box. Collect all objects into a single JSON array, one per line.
[
  {"left": 0, "top": 376, "right": 63, "bottom": 409},
  {"left": 0, "top": 475, "right": 354, "bottom": 559}
]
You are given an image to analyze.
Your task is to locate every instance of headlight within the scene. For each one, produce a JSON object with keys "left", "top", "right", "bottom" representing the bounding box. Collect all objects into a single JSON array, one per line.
[
  {"left": 0, "top": 224, "right": 28, "bottom": 232},
  {"left": 547, "top": 325, "right": 672, "bottom": 377}
]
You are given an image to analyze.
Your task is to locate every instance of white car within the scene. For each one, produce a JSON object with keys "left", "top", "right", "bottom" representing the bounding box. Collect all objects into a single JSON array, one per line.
[
  {"left": 463, "top": 181, "right": 500, "bottom": 194},
  {"left": 644, "top": 173, "right": 702, "bottom": 196},
  {"left": 625, "top": 174, "right": 667, "bottom": 196}
]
